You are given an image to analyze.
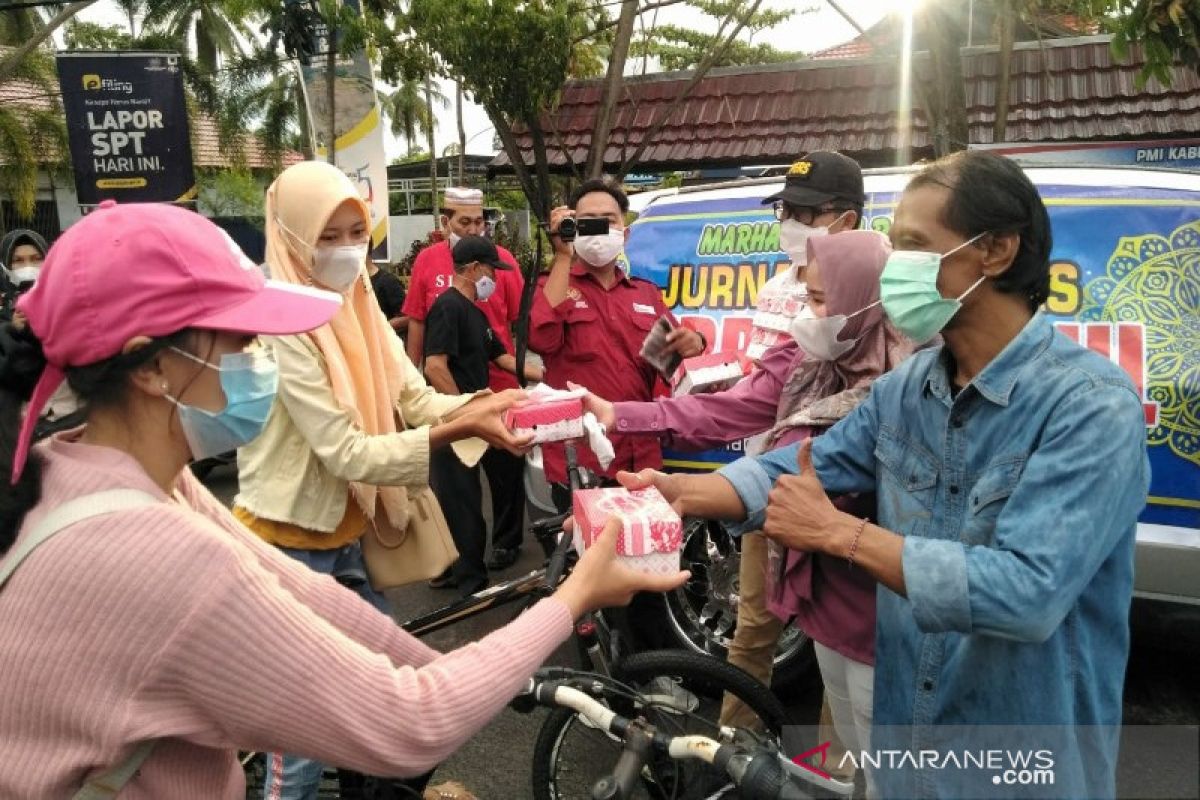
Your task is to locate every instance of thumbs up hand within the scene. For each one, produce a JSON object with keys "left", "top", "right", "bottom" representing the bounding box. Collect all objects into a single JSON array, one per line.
[{"left": 762, "top": 439, "right": 843, "bottom": 553}]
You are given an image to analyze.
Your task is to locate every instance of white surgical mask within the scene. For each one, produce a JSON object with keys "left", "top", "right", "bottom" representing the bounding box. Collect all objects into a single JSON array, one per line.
[
  {"left": 575, "top": 230, "right": 625, "bottom": 268},
  {"left": 788, "top": 299, "right": 881, "bottom": 361},
  {"left": 778, "top": 211, "right": 848, "bottom": 267},
  {"left": 6, "top": 265, "right": 40, "bottom": 286},
  {"left": 475, "top": 274, "right": 497, "bottom": 301},
  {"left": 313, "top": 243, "right": 368, "bottom": 292},
  {"left": 447, "top": 232, "right": 462, "bottom": 248}
]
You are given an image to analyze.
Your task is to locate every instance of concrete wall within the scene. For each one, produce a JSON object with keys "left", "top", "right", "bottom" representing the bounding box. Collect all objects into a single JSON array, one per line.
[{"left": 389, "top": 215, "right": 437, "bottom": 262}]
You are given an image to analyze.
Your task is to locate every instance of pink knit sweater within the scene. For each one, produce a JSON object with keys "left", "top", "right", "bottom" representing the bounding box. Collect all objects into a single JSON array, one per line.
[{"left": 0, "top": 434, "right": 573, "bottom": 798}]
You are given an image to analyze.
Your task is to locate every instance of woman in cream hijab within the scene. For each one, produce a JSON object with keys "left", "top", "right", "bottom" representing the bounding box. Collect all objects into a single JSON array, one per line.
[{"left": 233, "top": 161, "right": 530, "bottom": 799}]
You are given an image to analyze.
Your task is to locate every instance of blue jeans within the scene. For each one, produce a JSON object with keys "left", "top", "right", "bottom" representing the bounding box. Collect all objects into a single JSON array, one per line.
[
  {"left": 262, "top": 751, "right": 325, "bottom": 800},
  {"left": 262, "top": 542, "right": 391, "bottom": 799}
]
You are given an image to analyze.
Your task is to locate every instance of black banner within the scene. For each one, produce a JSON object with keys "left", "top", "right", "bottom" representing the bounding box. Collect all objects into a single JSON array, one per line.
[{"left": 56, "top": 51, "right": 196, "bottom": 206}]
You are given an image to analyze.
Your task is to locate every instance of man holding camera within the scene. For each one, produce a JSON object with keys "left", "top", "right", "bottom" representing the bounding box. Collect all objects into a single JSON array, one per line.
[{"left": 529, "top": 179, "right": 705, "bottom": 502}]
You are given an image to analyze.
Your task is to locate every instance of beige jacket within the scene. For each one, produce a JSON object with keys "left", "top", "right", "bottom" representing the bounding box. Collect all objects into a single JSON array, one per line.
[{"left": 234, "top": 331, "right": 476, "bottom": 533}]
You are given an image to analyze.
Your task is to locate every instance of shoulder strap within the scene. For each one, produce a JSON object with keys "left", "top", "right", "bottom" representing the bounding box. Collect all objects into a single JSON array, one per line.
[
  {"left": 0, "top": 489, "right": 161, "bottom": 799},
  {"left": 0, "top": 489, "right": 160, "bottom": 588},
  {"left": 72, "top": 741, "right": 157, "bottom": 800}
]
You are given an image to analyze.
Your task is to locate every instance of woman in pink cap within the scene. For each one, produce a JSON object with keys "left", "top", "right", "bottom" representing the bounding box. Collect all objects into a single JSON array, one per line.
[{"left": 0, "top": 200, "right": 687, "bottom": 799}]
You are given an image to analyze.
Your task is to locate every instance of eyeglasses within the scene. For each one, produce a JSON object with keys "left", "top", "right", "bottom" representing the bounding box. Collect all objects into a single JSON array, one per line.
[{"left": 772, "top": 202, "right": 844, "bottom": 225}]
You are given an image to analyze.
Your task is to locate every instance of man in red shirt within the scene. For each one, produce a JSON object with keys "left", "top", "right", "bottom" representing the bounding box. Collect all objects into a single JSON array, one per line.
[
  {"left": 530, "top": 179, "right": 704, "bottom": 503},
  {"left": 402, "top": 187, "right": 529, "bottom": 570}
]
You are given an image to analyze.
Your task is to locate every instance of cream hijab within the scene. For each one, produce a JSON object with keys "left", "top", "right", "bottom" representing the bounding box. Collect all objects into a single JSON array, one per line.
[{"left": 265, "top": 161, "right": 409, "bottom": 527}]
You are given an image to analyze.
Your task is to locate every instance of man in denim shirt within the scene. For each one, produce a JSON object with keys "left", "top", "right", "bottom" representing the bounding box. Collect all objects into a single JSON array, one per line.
[{"left": 623, "top": 152, "right": 1149, "bottom": 798}]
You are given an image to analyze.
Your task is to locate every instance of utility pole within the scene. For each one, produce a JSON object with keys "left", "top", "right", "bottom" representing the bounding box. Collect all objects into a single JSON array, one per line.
[{"left": 325, "top": 20, "right": 337, "bottom": 165}]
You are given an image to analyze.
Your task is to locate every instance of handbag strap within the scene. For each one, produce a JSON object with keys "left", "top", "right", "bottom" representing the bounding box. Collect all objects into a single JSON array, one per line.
[
  {"left": 0, "top": 489, "right": 159, "bottom": 586},
  {"left": 0, "top": 489, "right": 161, "bottom": 799},
  {"left": 71, "top": 741, "right": 157, "bottom": 800}
]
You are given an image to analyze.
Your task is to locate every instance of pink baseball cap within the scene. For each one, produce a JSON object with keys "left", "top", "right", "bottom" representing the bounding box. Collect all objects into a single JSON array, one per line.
[{"left": 12, "top": 199, "right": 342, "bottom": 481}]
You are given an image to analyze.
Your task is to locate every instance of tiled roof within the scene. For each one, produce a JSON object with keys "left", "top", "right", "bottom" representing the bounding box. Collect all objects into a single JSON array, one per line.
[
  {"left": 811, "top": 39, "right": 874, "bottom": 61},
  {"left": 189, "top": 116, "right": 304, "bottom": 169},
  {"left": 0, "top": 76, "right": 57, "bottom": 112},
  {"left": 491, "top": 35, "right": 1200, "bottom": 172},
  {"left": 809, "top": 11, "right": 1102, "bottom": 60}
]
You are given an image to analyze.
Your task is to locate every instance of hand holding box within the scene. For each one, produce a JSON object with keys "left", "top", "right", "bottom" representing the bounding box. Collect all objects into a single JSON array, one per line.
[
  {"left": 672, "top": 351, "right": 750, "bottom": 395},
  {"left": 572, "top": 487, "right": 683, "bottom": 576},
  {"left": 503, "top": 396, "right": 585, "bottom": 444}
]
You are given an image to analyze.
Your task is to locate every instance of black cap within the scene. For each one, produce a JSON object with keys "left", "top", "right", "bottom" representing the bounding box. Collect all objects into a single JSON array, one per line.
[
  {"left": 452, "top": 235, "right": 511, "bottom": 270},
  {"left": 762, "top": 151, "right": 864, "bottom": 209}
]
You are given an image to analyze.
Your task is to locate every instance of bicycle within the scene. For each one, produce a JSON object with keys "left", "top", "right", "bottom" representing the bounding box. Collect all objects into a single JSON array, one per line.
[
  {"left": 404, "top": 444, "right": 795, "bottom": 799},
  {"left": 515, "top": 666, "right": 856, "bottom": 800},
  {"left": 243, "top": 444, "right": 792, "bottom": 798}
]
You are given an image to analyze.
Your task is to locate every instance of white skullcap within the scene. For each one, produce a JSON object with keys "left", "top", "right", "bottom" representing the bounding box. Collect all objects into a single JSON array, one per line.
[{"left": 443, "top": 187, "right": 483, "bottom": 205}]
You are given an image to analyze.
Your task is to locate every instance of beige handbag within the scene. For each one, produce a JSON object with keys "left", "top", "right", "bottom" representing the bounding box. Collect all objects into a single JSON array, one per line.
[{"left": 361, "top": 486, "right": 459, "bottom": 590}]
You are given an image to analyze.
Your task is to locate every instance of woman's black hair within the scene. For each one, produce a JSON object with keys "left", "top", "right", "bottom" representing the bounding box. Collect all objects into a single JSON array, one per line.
[
  {"left": 908, "top": 150, "right": 1053, "bottom": 310},
  {"left": 0, "top": 326, "right": 192, "bottom": 554},
  {"left": 569, "top": 178, "right": 630, "bottom": 214}
]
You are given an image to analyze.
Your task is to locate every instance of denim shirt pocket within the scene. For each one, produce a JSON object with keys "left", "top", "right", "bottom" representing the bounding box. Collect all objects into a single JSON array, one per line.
[
  {"left": 874, "top": 425, "right": 939, "bottom": 538},
  {"left": 960, "top": 456, "right": 1026, "bottom": 546}
]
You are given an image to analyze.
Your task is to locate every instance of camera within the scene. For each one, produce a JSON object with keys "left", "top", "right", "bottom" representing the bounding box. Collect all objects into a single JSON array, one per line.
[{"left": 555, "top": 216, "right": 609, "bottom": 242}]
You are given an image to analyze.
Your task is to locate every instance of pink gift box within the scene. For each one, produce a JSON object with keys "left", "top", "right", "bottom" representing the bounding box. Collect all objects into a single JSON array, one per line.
[
  {"left": 572, "top": 487, "right": 683, "bottom": 576},
  {"left": 672, "top": 351, "right": 749, "bottom": 395},
  {"left": 504, "top": 397, "right": 584, "bottom": 443}
]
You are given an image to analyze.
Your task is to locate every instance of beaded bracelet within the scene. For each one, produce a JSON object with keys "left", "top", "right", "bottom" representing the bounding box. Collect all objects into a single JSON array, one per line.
[{"left": 847, "top": 517, "right": 869, "bottom": 569}]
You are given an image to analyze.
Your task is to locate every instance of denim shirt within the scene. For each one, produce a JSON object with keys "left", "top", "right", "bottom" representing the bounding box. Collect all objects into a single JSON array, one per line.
[{"left": 720, "top": 314, "right": 1149, "bottom": 799}]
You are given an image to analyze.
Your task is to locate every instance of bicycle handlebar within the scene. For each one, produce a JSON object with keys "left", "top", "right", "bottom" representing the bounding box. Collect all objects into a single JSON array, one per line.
[{"left": 517, "top": 670, "right": 851, "bottom": 800}]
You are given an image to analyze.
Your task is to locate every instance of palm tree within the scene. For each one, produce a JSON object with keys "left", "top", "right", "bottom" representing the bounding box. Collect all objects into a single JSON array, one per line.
[
  {"left": 114, "top": 0, "right": 146, "bottom": 37},
  {"left": 215, "top": 47, "right": 309, "bottom": 164},
  {"left": 0, "top": 46, "right": 68, "bottom": 219},
  {"left": 424, "top": 75, "right": 439, "bottom": 225},
  {"left": 381, "top": 76, "right": 445, "bottom": 152},
  {"left": 143, "top": 0, "right": 252, "bottom": 74},
  {"left": 454, "top": 80, "right": 466, "bottom": 184},
  {"left": 0, "top": 5, "right": 48, "bottom": 46}
]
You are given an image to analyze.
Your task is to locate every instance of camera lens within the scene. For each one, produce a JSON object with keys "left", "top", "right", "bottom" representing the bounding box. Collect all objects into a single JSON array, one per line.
[{"left": 558, "top": 217, "right": 577, "bottom": 242}]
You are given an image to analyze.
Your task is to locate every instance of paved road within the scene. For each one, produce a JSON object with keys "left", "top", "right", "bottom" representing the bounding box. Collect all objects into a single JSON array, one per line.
[{"left": 207, "top": 466, "right": 1200, "bottom": 799}]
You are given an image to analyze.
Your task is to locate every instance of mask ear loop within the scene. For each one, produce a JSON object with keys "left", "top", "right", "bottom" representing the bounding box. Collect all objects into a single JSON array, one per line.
[
  {"left": 827, "top": 298, "right": 884, "bottom": 345},
  {"left": 940, "top": 231, "right": 988, "bottom": 261},
  {"left": 274, "top": 216, "right": 318, "bottom": 285},
  {"left": 942, "top": 231, "right": 990, "bottom": 302},
  {"left": 956, "top": 273, "right": 989, "bottom": 302},
  {"left": 842, "top": 298, "right": 883, "bottom": 321}
]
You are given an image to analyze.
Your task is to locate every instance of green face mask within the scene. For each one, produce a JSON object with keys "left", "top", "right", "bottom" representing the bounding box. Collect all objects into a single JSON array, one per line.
[{"left": 879, "top": 233, "right": 987, "bottom": 343}]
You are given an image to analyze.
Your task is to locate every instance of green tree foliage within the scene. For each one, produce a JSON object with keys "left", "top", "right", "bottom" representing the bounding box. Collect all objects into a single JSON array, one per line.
[
  {"left": 0, "top": 5, "right": 48, "bottom": 47},
  {"left": 198, "top": 167, "right": 265, "bottom": 217},
  {"left": 405, "top": 0, "right": 581, "bottom": 222},
  {"left": 142, "top": 0, "right": 255, "bottom": 73},
  {"left": 632, "top": 0, "right": 803, "bottom": 71},
  {"left": 1105, "top": 0, "right": 1200, "bottom": 84},
  {"left": 1002, "top": 1, "right": 1199, "bottom": 86},
  {"left": 0, "top": 48, "right": 68, "bottom": 219},
  {"left": 381, "top": 77, "right": 445, "bottom": 152},
  {"left": 62, "top": 20, "right": 140, "bottom": 49}
]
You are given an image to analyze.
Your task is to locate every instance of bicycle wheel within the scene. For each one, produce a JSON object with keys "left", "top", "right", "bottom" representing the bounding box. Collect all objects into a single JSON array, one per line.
[
  {"left": 530, "top": 649, "right": 790, "bottom": 800},
  {"left": 624, "top": 520, "right": 819, "bottom": 695}
]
